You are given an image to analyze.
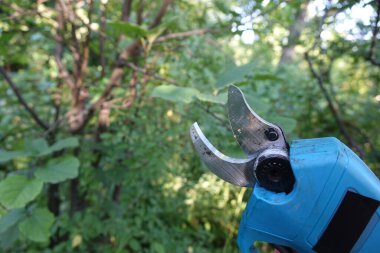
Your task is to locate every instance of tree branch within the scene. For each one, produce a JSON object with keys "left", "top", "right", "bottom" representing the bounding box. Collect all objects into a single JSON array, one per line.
[
  {"left": 121, "top": 69, "right": 138, "bottom": 108},
  {"left": 0, "top": 67, "right": 49, "bottom": 130},
  {"left": 54, "top": 1, "right": 75, "bottom": 89},
  {"left": 367, "top": 0, "right": 380, "bottom": 66},
  {"left": 149, "top": 0, "right": 173, "bottom": 29},
  {"left": 72, "top": 0, "right": 174, "bottom": 133},
  {"left": 137, "top": 0, "right": 144, "bottom": 25},
  {"left": 121, "top": 0, "right": 133, "bottom": 22},
  {"left": 126, "top": 62, "right": 177, "bottom": 84},
  {"left": 195, "top": 101, "right": 229, "bottom": 128},
  {"left": 99, "top": 1, "right": 107, "bottom": 77},
  {"left": 304, "top": 52, "right": 365, "bottom": 157},
  {"left": 77, "top": 0, "right": 94, "bottom": 87}
]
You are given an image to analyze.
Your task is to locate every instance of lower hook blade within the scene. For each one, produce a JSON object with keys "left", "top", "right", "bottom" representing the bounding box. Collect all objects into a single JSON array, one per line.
[{"left": 190, "top": 122, "right": 256, "bottom": 187}]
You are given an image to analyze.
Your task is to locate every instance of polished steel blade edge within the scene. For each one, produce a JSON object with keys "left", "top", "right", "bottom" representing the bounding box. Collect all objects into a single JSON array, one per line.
[
  {"left": 227, "top": 85, "right": 287, "bottom": 155},
  {"left": 190, "top": 122, "right": 256, "bottom": 187}
]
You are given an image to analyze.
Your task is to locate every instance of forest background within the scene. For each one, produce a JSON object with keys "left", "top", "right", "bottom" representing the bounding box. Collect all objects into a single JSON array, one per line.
[{"left": 0, "top": 0, "right": 379, "bottom": 252}]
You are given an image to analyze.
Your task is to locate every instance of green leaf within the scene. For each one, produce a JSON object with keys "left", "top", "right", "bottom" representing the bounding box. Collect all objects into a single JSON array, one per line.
[
  {"left": 0, "top": 223, "right": 19, "bottom": 249},
  {"left": 39, "top": 137, "right": 79, "bottom": 156},
  {"left": 18, "top": 208, "right": 54, "bottom": 242},
  {"left": 27, "top": 138, "right": 49, "bottom": 155},
  {"left": 0, "top": 150, "right": 29, "bottom": 163},
  {"left": 214, "top": 0, "right": 230, "bottom": 14},
  {"left": 267, "top": 115, "right": 297, "bottom": 133},
  {"left": 216, "top": 62, "right": 255, "bottom": 88},
  {"left": 253, "top": 73, "right": 283, "bottom": 82},
  {"left": 244, "top": 93, "right": 270, "bottom": 114},
  {"left": 0, "top": 176, "right": 43, "bottom": 209},
  {"left": 0, "top": 209, "right": 26, "bottom": 233},
  {"left": 107, "top": 21, "right": 147, "bottom": 39},
  {"left": 151, "top": 242, "right": 165, "bottom": 253},
  {"left": 144, "top": 26, "right": 167, "bottom": 52},
  {"left": 35, "top": 156, "right": 80, "bottom": 183},
  {"left": 151, "top": 85, "right": 200, "bottom": 104},
  {"left": 129, "top": 239, "right": 141, "bottom": 251},
  {"left": 197, "top": 92, "right": 227, "bottom": 104}
]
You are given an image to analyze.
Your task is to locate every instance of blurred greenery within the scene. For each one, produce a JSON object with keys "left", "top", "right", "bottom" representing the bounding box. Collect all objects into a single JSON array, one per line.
[{"left": 0, "top": 0, "right": 379, "bottom": 252}]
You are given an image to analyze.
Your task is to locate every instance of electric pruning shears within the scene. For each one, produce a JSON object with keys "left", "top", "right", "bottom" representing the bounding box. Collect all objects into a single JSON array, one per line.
[{"left": 190, "top": 85, "right": 380, "bottom": 253}]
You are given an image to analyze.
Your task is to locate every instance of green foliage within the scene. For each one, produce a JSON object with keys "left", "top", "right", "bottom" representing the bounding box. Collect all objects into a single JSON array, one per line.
[
  {"left": 151, "top": 85, "right": 226, "bottom": 104},
  {"left": 18, "top": 208, "right": 54, "bottom": 242},
  {"left": 107, "top": 21, "right": 148, "bottom": 39},
  {"left": 0, "top": 209, "right": 26, "bottom": 233},
  {"left": 0, "top": 135, "right": 80, "bottom": 246},
  {"left": 216, "top": 62, "right": 256, "bottom": 87},
  {"left": 151, "top": 85, "right": 200, "bottom": 104},
  {"left": 0, "top": 176, "right": 43, "bottom": 209},
  {"left": 0, "top": 151, "right": 29, "bottom": 163},
  {"left": 35, "top": 156, "right": 79, "bottom": 183},
  {"left": 39, "top": 137, "right": 79, "bottom": 156}
]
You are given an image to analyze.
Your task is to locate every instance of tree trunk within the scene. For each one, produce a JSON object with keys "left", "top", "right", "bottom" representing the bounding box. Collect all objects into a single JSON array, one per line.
[{"left": 278, "top": 1, "right": 310, "bottom": 66}]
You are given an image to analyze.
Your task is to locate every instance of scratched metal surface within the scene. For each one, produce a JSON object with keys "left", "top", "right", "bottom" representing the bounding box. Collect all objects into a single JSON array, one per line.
[
  {"left": 227, "top": 85, "right": 287, "bottom": 155},
  {"left": 190, "top": 123, "right": 256, "bottom": 187}
]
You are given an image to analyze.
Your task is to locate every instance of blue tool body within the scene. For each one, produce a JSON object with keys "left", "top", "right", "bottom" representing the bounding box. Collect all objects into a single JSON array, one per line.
[{"left": 237, "top": 137, "right": 380, "bottom": 253}]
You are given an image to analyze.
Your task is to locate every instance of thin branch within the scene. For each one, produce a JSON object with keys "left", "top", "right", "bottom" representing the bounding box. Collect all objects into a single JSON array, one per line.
[
  {"left": 120, "top": 69, "right": 138, "bottom": 108},
  {"left": 195, "top": 101, "right": 228, "bottom": 128},
  {"left": 154, "top": 28, "right": 213, "bottom": 43},
  {"left": 91, "top": 42, "right": 140, "bottom": 110},
  {"left": 0, "top": 67, "right": 49, "bottom": 130},
  {"left": 304, "top": 52, "right": 365, "bottom": 157},
  {"left": 367, "top": 0, "right": 380, "bottom": 66},
  {"left": 137, "top": 0, "right": 144, "bottom": 25},
  {"left": 121, "top": 0, "right": 133, "bottom": 22},
  {"left": 345, "top": 122, "right": 380, "bottom": 163},
  {"left": 77, "top": 0, "right": 94, "bottom": 87},
  {"left": 66, "top": 1, "right": 81, "bottom": 83},
  {"left": 73, "top": 0, "right": 174, "bottom": 133},
  {"left": 54, "top": 1, "right": 75, "bottom": 89},
  {"left": 44, "top": 116, "right": 65, "bottom": 137},
  {"left": 99, "top": 1, "right": 107, "bottom": 77},
  {"left": 126, "top": 62, "right": 177, "bottom": 84},
  {"left": 149, "top": 0, "right": 173, "bottom": 29}
]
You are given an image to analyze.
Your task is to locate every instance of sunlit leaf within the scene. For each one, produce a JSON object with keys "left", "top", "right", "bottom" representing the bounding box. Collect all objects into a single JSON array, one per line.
[
  {"left": 216, "top": 62, "right": 255, "bottom": 88},
  {"left": 197, "top": 92, "right": 227, "bottom": 104},
  {"left": 107, "top": 21, "right": 147, "bottom": 39},
  {"left": 18, "top": 208, "right": 54, "bottom": 242},
  {"left": 72, "top": 234, "right": 82, "bottom": 248},
  {"left": 0, "top": 176, "right": 43, "bottom": 209},
  {"left": 151, "top": 85, "right": 200, "bottom": 103}
]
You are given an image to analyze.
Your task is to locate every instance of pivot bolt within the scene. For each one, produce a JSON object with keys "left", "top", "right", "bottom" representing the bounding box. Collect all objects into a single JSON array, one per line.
[{"left": 265, "top": 128, "right": 279, "bottom": 141}]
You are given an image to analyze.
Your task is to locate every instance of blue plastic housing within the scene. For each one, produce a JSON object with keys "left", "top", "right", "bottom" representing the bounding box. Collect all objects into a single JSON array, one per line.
[{"left": 237, "top": 137, "right": 380, "bottom": 253}]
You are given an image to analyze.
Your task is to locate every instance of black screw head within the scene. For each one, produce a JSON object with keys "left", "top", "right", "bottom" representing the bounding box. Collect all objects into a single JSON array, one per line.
[{"left": 265, "top": 128, "right": 279, "bottom": 141}]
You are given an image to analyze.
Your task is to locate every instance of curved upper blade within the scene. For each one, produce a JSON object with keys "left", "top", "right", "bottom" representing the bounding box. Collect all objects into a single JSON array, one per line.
[
  {"left": 227, "top": 85, "right": 287, "bottom": 155},
  {"left": 190, "top": 122, "right": 256, "bottom": 187}
]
